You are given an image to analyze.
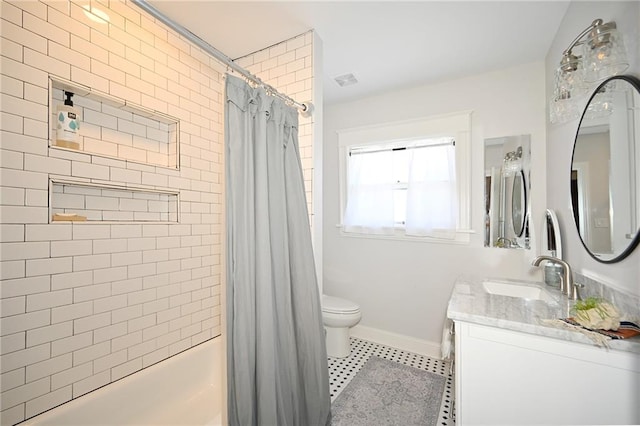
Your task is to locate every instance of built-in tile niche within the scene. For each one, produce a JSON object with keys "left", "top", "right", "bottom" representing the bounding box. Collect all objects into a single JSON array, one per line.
[
  {"left": 49, "top": 77, "right": 179, "bottom": 169},
  {"left": 51, "top": 180, "right": 179, "bottom": 223}
]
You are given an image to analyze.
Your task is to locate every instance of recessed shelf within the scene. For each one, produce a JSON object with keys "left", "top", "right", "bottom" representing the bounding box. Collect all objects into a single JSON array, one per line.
[
  {"left": 50, "top": 180, "right": 179, "bottom": 223},
  {"left": 49, "top": 77, "right": 179, "bottom": 170}
]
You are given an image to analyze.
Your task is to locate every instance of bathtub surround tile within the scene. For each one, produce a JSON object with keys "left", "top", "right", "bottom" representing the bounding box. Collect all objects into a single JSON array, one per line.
[
  {"left": 72, "top": 370, "right": 111, "bottom": 399},
  {"left": 93, "top": 349, "right": 128, "bottom": 374},
  {"left": 93, "top": 266, "right": 128, "bottom": 284},
  {"left": 0, "top": 205, "right": 49, "bottom": 224},
  {"left": 142, "top": 346, "right": 170, "bottom": 368},
  {"left": 51, "top": 362, "right": 93, "bottom": 392},
  {"left": 0, "top": 242, "right": 50, "bottom": 262},
  {"left": 1, "top": 310, "right": 50, "bottom": 335},
  {"left": 0, "top": 297, "right": 26, "bottom": 318},
  {"left": 26, "top": 256, "right": 73, "bottom": 277},
  {"left": 1, "top": 377, "right": 51, "bottom": 415},
  {"left": 0, "top": 261, "right": 26, "bottom": 280},
  {"left": 73, "top": 312, "right": 112, "bottom": 335},
  {"left": 50, "top": 240, "right": 93, "bottom": 257},
  {"left": 128, "top": 314, "right": 157, "bottom": 334},
  {"left": 329, "top": 338, "right": 455, "bottom": 426},
  {"left": 25, "top": 386, "right": 72, "bottom": 420},
  {"left": 51, "top": 270, "right": 93, "bottom": 291},
  {"left": 111, "top": 330, "right": 143, "bottom": 353},
  {"left": 111, "top": 358, "right": 142, "bottom": 382},
  {"left": 26, "top": 224, "right": 72, "bottom": 241},
  {"left": 1, "top": 369, "right": 25, "bottom": 393},
  {"left": 1, "top": 344, "right": 51, "bottom": 375},
  {"left": 0, "top": 332, "right": 26, "bottom": 357},
  {"left": 93, "top": 322, "right": 128, "bottom": 344},
  {"left": 26, "top": 289, "right": 73, "bottom": 311},
  {"left": 73, "top": 341, "right": 111, "bottom": 366},
  {"left": 26, "top": 322, "right": 73, "bottom": 348},
  {"left": 51, "top": 301, "right": 93, "bottom": 324},
  {"left": 26, "top": 354, "right": 73, "bottom": 383},
  {"left": 51, "top": 333, "right": 93, "bottom": 358},
  {"left": 1, "top": 276, "right": 50, "bottom": 299},
  {"left": 73, "top": 283, "right": 111, "bottom": 303},
  {"left": 0, "top": 187, "right": 25, "bottom": 207},
  {"left": 110, "top": 277, "right": 143, "bottom": 296},
  {"left": 112, "top": 305, "right": 143, "bottom": 325},
  {"left": 0, "top": 150, "right": 26, "bottom": 170},
  {"left": 1, "top": 405, "right": 24, "bottom": 426}
]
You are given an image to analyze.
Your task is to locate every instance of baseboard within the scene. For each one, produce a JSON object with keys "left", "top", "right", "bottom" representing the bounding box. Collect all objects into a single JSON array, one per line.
[{"left": 350, "top": 324, "right": 442, "bottom": 359}]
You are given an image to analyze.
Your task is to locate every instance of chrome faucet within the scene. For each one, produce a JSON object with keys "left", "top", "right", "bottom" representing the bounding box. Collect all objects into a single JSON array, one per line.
[
  {"left": 531, "top": 256, "right": 579, "bottom": 300},
  {"left": 496, "top": 237, "right": 518, "bottom": 248}
]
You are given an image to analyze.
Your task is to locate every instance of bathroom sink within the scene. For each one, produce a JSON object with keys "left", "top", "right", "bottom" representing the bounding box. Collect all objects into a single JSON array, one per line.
[{"left": 482, "top": 280, "right": 557, "bottom": 303}]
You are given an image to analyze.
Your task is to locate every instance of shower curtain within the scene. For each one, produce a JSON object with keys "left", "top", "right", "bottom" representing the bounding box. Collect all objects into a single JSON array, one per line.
[{"left": 224, "top": 75, "right": 331, "bottom": 426}]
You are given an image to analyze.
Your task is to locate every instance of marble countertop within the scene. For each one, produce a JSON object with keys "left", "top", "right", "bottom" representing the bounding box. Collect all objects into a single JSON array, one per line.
[{"left": 447, "top": 275, "right": 640, "bottom": 354}]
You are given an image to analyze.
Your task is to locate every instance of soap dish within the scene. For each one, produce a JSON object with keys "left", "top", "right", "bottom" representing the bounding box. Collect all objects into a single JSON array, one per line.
[{"left": 53, "top": 213, "right": 87, "bottom": 222}]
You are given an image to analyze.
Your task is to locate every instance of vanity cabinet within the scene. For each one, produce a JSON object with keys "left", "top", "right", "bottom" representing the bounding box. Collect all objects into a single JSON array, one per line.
[{"left": 454, "top": 321, "right": 640, "bottom": 425}]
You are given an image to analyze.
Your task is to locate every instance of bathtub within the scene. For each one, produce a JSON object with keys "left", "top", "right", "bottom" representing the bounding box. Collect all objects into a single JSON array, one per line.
[{"left": 25, "top": 337, "right": 224, "bottom": 425}]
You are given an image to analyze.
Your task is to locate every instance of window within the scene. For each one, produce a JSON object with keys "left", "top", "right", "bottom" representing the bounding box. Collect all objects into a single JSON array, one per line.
[{"left": 338, "top": 112, "right": 472, "bottom": 242}]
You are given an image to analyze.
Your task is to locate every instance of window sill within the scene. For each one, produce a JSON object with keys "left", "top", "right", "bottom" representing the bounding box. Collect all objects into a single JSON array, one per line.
[{"left": 336, "top": 224, "right": 474, "bottom": 244}]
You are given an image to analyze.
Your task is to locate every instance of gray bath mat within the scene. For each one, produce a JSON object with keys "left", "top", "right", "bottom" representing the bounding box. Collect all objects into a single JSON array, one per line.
[{"left": 331, "top": 355, "right": 446, "bottom": 426}]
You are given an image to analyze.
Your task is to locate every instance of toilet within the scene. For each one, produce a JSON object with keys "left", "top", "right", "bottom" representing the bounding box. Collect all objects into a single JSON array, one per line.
[{"left": 322, "top": 295, "right": 362, "bottom": 358}]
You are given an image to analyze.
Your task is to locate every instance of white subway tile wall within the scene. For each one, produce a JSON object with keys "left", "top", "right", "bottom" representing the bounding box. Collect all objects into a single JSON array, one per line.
[{"left": 0, "top": 1, "right": 315, "bottom": 424}]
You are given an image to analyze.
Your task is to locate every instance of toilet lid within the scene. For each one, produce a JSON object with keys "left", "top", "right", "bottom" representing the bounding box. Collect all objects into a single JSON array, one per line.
[{"left": 322, "top": 295, "right": 360, "bottom": 314}]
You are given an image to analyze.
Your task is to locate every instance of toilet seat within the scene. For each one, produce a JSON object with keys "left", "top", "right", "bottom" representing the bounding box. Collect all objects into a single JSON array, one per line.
[{"left": 322, "top": 295, "right": 360, "bottom": 314}]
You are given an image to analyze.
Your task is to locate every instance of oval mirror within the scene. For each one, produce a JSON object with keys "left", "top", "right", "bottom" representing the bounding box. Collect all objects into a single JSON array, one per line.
[
  {"left": 572, "top": 75, "right": 640, "bottom": 263},
  {"left": 542, "top": 209, "right": 562, "bottom": 259},
  {"left": 511, "top": 170, "right": 527, "bottom": 237}
]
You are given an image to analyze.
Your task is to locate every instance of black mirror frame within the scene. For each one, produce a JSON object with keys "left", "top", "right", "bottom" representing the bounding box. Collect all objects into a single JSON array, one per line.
[
  {"left": 571, "top": 74, "right": 640, "bottom": 263},
  {"left": 512, "top": 169, "right": 527, "bottom": 237}
]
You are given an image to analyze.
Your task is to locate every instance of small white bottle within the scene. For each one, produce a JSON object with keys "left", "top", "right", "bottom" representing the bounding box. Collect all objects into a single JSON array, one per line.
[{"left": 55, "top": 91, "right": 80, "bottom": 149}]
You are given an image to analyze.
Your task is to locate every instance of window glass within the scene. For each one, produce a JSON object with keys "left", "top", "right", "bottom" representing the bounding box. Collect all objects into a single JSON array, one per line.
[{"left": 338, "top": 112, "right": 471, "bottom": 243}]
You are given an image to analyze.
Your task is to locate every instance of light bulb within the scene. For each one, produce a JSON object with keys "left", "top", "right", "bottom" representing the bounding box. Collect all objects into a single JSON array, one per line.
[{"left": 582, "top": 23, "right": 628, "bottom": 83}]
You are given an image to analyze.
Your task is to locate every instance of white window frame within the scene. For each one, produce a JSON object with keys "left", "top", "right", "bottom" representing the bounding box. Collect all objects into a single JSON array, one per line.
[{"left": 337, "top": 111, "right": 473, "bottom": 243}]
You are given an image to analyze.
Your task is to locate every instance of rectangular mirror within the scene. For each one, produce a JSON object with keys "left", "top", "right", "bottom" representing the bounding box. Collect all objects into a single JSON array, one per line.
[{"left": 484, "top": 135, "right": 531, "bottom": 249}]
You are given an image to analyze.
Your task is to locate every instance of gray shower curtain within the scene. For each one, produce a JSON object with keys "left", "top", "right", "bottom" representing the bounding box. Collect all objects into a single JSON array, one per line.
[{"left": 224, "top": 74, "right": 331, "bottom": 426}]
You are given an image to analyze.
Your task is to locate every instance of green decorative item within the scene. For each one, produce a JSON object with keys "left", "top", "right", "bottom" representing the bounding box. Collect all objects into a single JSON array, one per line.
[{"left": 571, "top": 297, "right": 621, "bottom": 331}]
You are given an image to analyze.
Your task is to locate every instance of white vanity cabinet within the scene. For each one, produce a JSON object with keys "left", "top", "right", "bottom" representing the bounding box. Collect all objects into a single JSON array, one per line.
[{"left": 454, "top": 321, "right": 640, "bottom": 425}]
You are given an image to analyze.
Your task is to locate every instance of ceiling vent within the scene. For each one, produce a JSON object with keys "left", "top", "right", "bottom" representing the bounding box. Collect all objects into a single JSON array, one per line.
[{"left": 334, "top": 73, "right": 358, "bottom": 87}]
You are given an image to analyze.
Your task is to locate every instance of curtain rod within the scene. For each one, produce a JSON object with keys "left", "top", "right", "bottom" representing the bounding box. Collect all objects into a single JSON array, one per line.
[
  {"left": 349, "top": 139, "right": 455, "bottom": 156},
  {"left": 130, "top": 0, "right": 311, "bottom": 114}
]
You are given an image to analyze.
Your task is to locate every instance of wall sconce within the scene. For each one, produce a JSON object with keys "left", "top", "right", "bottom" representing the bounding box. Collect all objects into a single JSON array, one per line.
[
  {"left": 584, "top": 85, "right": 615, "bottom": 120},
  {"left": 550, "top": 19, "right": 628, "bottom": 124},
  {"left": 502, "top": 146, "right": 522, "bottom": 176}
]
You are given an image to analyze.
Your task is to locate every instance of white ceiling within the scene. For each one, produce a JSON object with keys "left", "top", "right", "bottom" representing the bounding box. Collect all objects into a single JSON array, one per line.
[{"left": 146, "top": 1, "right": 570, "bottom": 105}]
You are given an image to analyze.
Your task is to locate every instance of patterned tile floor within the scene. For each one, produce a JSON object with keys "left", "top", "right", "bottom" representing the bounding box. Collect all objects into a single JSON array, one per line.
[{"left": 328, "top": 337, "right": 455, "bottom": 425}]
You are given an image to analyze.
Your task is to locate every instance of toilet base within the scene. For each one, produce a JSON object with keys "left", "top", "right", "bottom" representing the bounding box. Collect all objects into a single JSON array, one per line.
[{"left": 325, "top": 326, "right": 351, "bottom": 358}]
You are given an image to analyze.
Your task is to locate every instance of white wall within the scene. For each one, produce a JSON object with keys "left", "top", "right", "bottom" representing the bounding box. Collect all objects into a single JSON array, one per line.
[
  {"left": 323, "top": 62, "right": 546, "bottom": 348},
  {"left": 545, "top": 1, "right": 640, "bottom": 297}
]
